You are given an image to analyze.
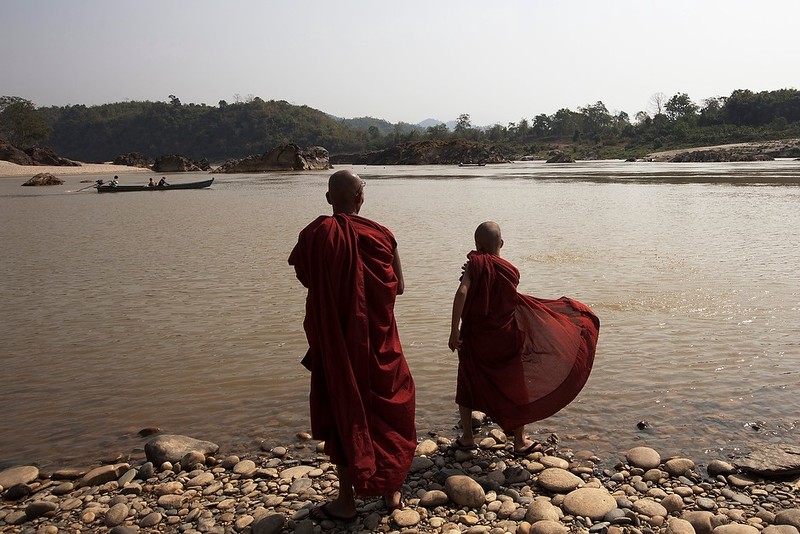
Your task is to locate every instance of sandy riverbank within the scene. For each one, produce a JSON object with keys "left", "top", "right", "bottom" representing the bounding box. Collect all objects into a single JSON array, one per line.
[{"left": 0, "top": 161, "right": 152, "bottom": 179}]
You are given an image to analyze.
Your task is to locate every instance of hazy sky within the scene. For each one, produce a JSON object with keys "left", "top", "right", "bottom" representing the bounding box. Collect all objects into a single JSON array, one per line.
[{"left": 3, "top": 0, "right": 798, "bottom": 126}]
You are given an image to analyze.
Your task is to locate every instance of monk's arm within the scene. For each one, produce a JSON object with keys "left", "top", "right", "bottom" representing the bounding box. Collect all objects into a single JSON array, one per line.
[
  {"left": 393, "top": 247, "right": 405, "bottom": 295},
  {"left": 448, "top": 270, "right": 471, "bottom": 352}
]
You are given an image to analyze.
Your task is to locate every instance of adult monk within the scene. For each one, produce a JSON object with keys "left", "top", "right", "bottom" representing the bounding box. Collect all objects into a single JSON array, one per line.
[
  {"left": 448, "top": 221, "right": 599, "bottom": 456},
  {"left": 288, "top": 169, "right": 416, "bottom": 521}
]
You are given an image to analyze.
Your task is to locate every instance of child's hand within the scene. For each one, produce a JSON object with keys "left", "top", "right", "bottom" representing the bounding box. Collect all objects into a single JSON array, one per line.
[{"left": 448, "top": 331, "right": 462, "bottom": 352}]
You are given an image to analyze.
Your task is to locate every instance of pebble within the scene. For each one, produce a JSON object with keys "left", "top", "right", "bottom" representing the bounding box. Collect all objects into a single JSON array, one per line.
[{"left": 1, "top": 433, "right": 798, "bottom": 534}]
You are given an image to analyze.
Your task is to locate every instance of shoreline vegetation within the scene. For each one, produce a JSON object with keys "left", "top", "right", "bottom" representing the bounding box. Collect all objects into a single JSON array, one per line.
[
  {"left": 1, "top": 423, "right": 799, "bottom": 533},
  {"left": 2, "top": 138, "right": 799, "bottom": 182}
]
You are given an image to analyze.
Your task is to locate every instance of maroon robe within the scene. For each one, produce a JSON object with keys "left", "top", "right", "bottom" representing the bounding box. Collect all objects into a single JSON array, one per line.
[
  {"left": 456, "top": 251, "right": 599, "bottom": 431},
  {"left": 288, "top": 213, "right": 416, "bottom": 497}
]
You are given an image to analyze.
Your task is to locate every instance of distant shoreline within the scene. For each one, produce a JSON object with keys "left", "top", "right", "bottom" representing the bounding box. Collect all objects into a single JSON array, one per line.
[{"left": 0, "top": 161, "right": 152, "bottom": 179}]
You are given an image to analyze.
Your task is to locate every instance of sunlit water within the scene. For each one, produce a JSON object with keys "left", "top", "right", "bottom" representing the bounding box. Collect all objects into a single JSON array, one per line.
[{"left": 1, "top": 160, "right": 798, "bottom": 470}]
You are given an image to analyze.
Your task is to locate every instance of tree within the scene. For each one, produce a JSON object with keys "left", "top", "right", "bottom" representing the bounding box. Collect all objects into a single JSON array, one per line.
[
  {"left": 455, "top": 113, "right": 472, "bottom": 132},
  {"left": 168, "top": 94, "right": 182, "bottom": 106},
  {"left": 426, "top": 123, "right": 449, "bottom": 140},
  {"left": 0, "top": 96, "right": 52, "bottom": 148},
  {"left": 649, "top": 92, "right": 667, "bottom": 115},
  {"left": 665, "top": 93, "right": 698, "bottom": 121}
]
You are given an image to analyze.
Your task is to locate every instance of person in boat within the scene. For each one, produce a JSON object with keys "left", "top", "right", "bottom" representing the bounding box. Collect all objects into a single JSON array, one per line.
[
  {"left": 288, "top": 169, "right": 416, "bottom": 521},
  {"left": 157, "top": 177, "right": 168, "bottom": 187},
  {"left": 109, "top": 176, "right": 119, "bottom": 187},
  {"left": 148, "top": 178, "right": 156, "bottom": 187},
  {"left": 448, "top": 221, "right": 600, "bottom": 456}
]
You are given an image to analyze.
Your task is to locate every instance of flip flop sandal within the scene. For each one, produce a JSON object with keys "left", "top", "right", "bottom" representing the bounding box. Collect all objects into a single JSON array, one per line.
[{"left": 309, "top": 503, "right": 357, "bottom": 523}]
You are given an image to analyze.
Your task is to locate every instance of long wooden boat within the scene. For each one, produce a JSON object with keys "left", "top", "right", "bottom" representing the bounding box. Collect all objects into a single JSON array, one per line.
[{"left": 95, "top": 178, "right": 214, "bottom": 193}]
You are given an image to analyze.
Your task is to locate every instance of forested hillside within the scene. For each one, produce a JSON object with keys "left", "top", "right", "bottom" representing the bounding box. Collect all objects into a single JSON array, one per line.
[{"left": 2, "top": 89, "right": 800, "bottom": 163}]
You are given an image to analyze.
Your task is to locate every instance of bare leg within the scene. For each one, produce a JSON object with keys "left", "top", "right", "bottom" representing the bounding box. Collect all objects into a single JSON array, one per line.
[
  {"left": 319, "top": 464, "right": 357, "bottom": 518},
  {"left": 457, "top": 405, "right": 475, "bottom": 445},
  {"left": 512, "top": 425, "right": 535, "bottom": 452},
  {"left": 383, "top": 489, "right": 402, "bottom": 511}
]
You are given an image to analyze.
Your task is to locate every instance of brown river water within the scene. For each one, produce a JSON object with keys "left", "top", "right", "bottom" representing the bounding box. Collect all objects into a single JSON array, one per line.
[{"left": 1, "top": 160, "right": 798, "bottom": 470}]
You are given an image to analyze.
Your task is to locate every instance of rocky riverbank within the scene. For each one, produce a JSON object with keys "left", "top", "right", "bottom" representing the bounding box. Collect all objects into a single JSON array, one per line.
[
  {"left": 1, "top": 425, "right": 799, "bottom": 534},
  {"left": 644, "top": 139, "right": 800, "bottom": 162}
]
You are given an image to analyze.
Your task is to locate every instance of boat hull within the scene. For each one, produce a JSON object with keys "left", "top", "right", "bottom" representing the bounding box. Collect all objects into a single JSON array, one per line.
[{"left": 96, "top": 178, "right": 214, "bottom": 193}]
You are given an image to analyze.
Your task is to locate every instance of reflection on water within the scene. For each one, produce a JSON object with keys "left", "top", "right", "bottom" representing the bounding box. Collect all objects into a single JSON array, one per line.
[{"left": 1, "top": 161, "right": 799, "bottom": 469}]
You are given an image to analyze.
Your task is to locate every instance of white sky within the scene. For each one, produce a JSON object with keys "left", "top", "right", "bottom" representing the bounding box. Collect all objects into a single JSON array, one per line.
[{"left": 3, "top": 0, "right": 798, "bottom": 126}]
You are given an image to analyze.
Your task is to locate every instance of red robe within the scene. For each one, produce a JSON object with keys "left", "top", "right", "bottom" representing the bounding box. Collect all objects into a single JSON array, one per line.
[
  {"left": 288, "top": 214, "right": 416, "bottom": 497},
  {"left": 456, "top": 251, "right": 599, "bottom": 431}
]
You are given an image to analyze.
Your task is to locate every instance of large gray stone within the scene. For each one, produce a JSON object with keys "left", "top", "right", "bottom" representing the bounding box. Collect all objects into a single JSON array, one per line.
[
  {"left": 667, "top": 517, "right": 697, "bottom": 534},
  {"left": 537, "top": 467, "right": 582, "bottom": 493},
  {"left": 734, "top": 445, "right": 800, "bottom": 476},
  {"left": 0, "top": 466, "right": 39, "bottom": 488},
  {"left": 712, "top": 525, "right": 759, "bottom": 534},
  {"left": 144, "top": 434, "right": 219, "bottom": 465},
  {"left": 78, "top": 464, "right": 129, "bottom": 488},
  {"left": 530, "top": 520, "right": 568, "bottom": 534},
  {"left": 562, "top": 487, "right": 616, "bottom": 520},
  {"left": 526, "top": 500, "right": 561, "bottom": 523},
  {"left": 444, "top": 475, "right": 486, "bottom": 508},
  {"left": 252, "top": 513, "right": 286, "bottom": 534},
  {"left": 776, "top": 510, "right": 800, "bottom": 530},
  {"left": 633, "top": 498, "right": 668, "bottom": 518},
  {"left": 665, "top": 458, "right": 696, "bottom": 476},
  {"left": 626, "top": 447, "right": 661, "bottom": 470}
]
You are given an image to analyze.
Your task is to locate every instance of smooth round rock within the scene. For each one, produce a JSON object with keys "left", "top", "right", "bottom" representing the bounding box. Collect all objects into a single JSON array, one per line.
[
  {"left": 25, "top": 500, "right": 58, "bottom": 519},
  {"left": 667, "top": 517, "right": 696, "bottom": 534},
  {"left": 683, "top": 511, "right": 716, "bottom": 534},
  {"left": 537, "top": 468, "right": 582, "bottom": 493},
  {"left": 0, "top": 466, "right": 39, "bottom": 488},
  {"left": 665, "top": 458, "right": 696, "bottom": 477},
  {"left": 526, "top": 500, "right": 561, "bottom": 523},
  {"left": 445, "top": 475, "right": 486, "bottom": 509},
  {"left": 530, "top": 520, "right": 568, "bottom": 534},
  {"left": 626, "top": 447, "right": 661, "bottom": 470},
  {"left": 415, "top": 439, "right": 439, "bottom": 456},
  {"left": 706, "top": 460, "right": 736, "bottom": 477},
  {"left": 420, "top": 490, "right": 449, "bottom": 507},
  {"left": 562, "top": 487, "right": 617, "bottom": 520},
  {"left": 762, "top": 526, "right": 800, "bottom": 534},
  {"left": 632, "top": 498, "right": 668, "bottom": 518},
  {"left": 393, "top": 509, "right": 421, "bottom": 527},
  {"left": 104, "top": 502, "right": 129, "bottom": 527},
  {"left": 662, "top": 494, "right": 685, "bottom": 513},
  {"left": 712, "top": 525, "right": 759, "bottom": 534},
  {"left": 776, "top": 510, "right": 800, "bottom": 530}
]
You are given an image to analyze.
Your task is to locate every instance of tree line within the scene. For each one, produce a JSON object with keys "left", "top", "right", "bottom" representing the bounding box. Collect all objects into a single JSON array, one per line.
[{"left": 1, "top": 88, "right": 799, "bottom": 162}]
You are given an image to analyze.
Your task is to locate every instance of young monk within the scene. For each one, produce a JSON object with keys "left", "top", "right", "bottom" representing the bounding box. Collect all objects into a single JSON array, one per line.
[
  {"left": 289, "top": 169, "right": 416, "bottom": 521},
  {"left": 449, "top": 221, "right": 600, "bottom": 455}
]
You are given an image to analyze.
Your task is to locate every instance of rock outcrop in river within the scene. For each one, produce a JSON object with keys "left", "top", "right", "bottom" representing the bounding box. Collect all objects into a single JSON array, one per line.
[
  {"left": 331, "top": 140, "right": 510, "bottom": 165},
  {"left": 645, "top": 138, "right": 800, "bottom": 162},
  {"left": 0, "top": 139, "right": 80, "bottom": 167},
  {"left": 212, "top": 144, "right": 331, "bottom": 173}
]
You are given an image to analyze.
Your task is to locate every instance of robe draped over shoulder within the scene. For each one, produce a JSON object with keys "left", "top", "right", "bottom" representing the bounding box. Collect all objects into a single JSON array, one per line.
[
  {"left": 456, "top": 251, "right": 599, "bottom": 431},
  {"left": 288, "top": 214, "right": 416, "bottom": 497}
]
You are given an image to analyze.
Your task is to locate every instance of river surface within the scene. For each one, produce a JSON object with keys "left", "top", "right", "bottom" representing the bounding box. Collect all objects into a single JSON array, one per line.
[{"left": 1, "top": 160, "right": 798, "bottom": 470}]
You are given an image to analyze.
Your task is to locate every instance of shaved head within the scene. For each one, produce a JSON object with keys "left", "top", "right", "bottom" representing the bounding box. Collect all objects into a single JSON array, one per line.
[
  {"left": 327, "top": 169, "right": 365, "bottom": 214},
  {"left": 475, "top": 221, "right": 503, "bottom": 254}
]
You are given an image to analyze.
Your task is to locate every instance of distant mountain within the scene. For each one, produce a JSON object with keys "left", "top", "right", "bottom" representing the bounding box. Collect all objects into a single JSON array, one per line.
[
  {"left": 416, "top": 118, "right": 457, "bottom": 131},
  {"left": 339, "top": 116, "right": 423, "bottom": 136}
]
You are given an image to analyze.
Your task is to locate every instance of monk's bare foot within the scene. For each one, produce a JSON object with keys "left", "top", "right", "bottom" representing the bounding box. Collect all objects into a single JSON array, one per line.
[
  {"left": 310, "top": 497, "right": 357, "bottom": 522},
  {"left": 452, "top": 436, "right": 477, "bottom": 450},
  {"left": 384, "top": 491, "right": 403, "bottom": 512}
]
